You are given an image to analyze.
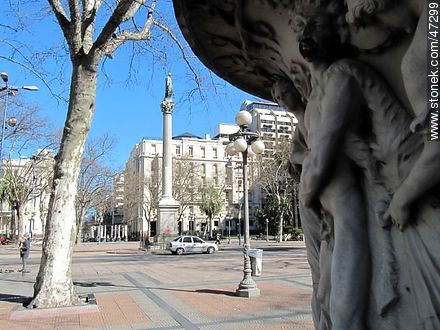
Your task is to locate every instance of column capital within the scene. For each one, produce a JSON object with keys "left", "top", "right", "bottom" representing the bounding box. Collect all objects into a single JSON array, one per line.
[{"left": 161, "top": 99, "right": 175, "bottom": 114}]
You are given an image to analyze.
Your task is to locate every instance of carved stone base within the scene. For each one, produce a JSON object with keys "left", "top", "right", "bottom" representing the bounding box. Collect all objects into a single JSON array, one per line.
[{"left": 236, "top": 287, "right": 260, "bottom": 298}]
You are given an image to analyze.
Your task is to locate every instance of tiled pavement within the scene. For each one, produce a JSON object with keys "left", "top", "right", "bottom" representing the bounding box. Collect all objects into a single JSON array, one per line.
[{"left": 0, "top": 241, "right": 314, "bottom": 329}]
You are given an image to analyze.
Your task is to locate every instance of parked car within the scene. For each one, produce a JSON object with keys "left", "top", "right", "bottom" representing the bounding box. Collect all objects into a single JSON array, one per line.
[
  {"left": 0, "top": 235, "right": 11, "bottom": 245},
  {"left": 168, "top": 236, "right": 219, "bottom": 255}
]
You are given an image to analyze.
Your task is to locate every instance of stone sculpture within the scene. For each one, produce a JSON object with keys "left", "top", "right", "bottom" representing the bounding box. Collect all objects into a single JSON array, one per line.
[{"left": 173, "top": 0, "right": 439, "bottom": 328}]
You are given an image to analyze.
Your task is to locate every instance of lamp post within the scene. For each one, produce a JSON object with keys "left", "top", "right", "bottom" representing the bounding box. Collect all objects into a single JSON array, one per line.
[
  {"left": 265, "top": 218, "right": 269, "bottom": 242},
  {"left": 225, "top": 110, "right": 265, "bottom": 298},
  {"left": 0, "top": 72, "right": 38, "bottom": 176},
  {"left": 226, "top": 213, "right": 232, "bottom": 244}
]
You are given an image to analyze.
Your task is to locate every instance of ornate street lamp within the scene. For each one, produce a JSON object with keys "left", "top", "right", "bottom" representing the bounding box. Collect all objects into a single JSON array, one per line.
[
  {"left": 225, "top": 110, "right": 265, "bottom": 297},
  {"left": 0, "top": 72, "right": 38, "bottom": 176}
]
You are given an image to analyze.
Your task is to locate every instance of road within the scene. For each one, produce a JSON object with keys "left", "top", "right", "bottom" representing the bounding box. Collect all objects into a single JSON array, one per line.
[{"left": 0, "top": 241, "right": 314, "bottom": 329}]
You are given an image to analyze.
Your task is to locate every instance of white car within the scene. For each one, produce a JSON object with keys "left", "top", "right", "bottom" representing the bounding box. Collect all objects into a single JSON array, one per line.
[{"left": 168, "top": 236, "right": 219, "bottom": 255}]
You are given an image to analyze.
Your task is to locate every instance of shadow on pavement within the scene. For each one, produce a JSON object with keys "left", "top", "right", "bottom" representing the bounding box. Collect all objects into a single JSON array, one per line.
[
  {"left": 194, "top": 289, "right": 236, "bottom": 296},
  {"left": 74, "top": 281, "right": 114, "bottom": 287},
  {"left": 0, "top": 293, "right": 31, "bottom": 305},
  {"left": 73, "top": 281, "right": 236, "bottom": 296}
]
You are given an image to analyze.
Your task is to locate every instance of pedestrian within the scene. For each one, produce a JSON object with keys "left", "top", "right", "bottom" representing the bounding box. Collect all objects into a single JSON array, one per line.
[
  {"left": 215, "top": 232, "right": 221, "bottom": 245},
  {"left": 18, "top": 234, "right": 31, "bottom": 273}
]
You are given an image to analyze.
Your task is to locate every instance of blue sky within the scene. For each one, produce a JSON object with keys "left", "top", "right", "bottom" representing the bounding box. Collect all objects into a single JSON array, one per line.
[{"left": 1, "top": 1, "right": 261, "bottom": 170}]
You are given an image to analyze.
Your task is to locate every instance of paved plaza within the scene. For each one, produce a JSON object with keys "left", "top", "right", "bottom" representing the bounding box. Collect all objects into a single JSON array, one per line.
[{"left": 0, "top": 240, "right": 313, "bottom": 329}]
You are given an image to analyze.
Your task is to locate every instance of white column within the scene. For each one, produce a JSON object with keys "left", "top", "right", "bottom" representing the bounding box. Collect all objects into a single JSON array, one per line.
[
  {"left": 157, "top": 73, "right": 180, "bottom": 241},
  {"left": 162, "top": 105, "right": 173, "bottom": 198}
]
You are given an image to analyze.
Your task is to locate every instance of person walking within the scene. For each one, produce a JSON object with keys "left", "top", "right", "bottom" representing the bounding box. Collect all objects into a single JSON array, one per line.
[{"left": 18, "top": 234, "right": 31, "bottom": 273}]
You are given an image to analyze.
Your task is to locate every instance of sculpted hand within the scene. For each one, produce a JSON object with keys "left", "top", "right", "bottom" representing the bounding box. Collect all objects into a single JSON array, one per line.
[
  {"left": 383, "top": 193, "right": 411, "bottom": 231},
  {"left": 375, "top": 199, "right": 392, "bottom": 228}
]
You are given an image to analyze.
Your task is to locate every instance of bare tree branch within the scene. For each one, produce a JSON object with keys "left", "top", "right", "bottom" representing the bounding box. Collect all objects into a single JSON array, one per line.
[
  {"left": 47, "top": 0, "right": 72, "bottom": 44},
  {"left": 0, "top": 55, "right": 62, "bottom": 102},
  {"left": 91, "top": 0, "right": 138, "bottom": 56},
  {"left": 152, "top": 19, "right": 202, "bottom": 95}
]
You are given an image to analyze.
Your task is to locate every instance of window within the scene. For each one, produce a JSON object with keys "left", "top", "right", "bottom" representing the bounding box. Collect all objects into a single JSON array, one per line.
[
  {"left": 193, "top": 237, "right": 203, "bottom": 243},
  {"left": 213, "top": 147, "right": 218, "bottom": 158},
  {"left": 201, "top": 164, "right": 206, "bottom": 184},
  {"left": 201, "top": 146, "right": 206, "bottom": 158},
  {"left": 183, "top": 237, "right": 192, "bottom": 243},
  {"left": 176, "top": 146, "right": 181, "bottom": 156},
  {"left": 214, "top": 221, "right": 219, "bottom": 226},
  {"left": 188, "top": 146, "right": 194, "bottom": 157},
  {"left": 151, "top": 144, "right": 157, "bottom": 154}
]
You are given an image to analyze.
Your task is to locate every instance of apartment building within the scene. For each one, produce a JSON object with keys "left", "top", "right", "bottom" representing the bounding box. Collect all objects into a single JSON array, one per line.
[
  {"left": 121, "top": 100, "right": 297, "bottom": 241},
  {"left": 123, "top": 127, "right": 266, "bottom": 240},
  {"left": 0, "top": 151, "right": 54, "bottom": 238},
  {"left": 241, "top": 100, "right": 297, "bottom": 156}
]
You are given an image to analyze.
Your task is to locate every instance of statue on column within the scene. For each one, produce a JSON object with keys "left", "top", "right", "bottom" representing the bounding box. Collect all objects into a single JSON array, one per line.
[
  {"left": 165, "top": 72, "right": 173, "bottom": 100},
  {"left": 161, "top": 72, "right": 174, "bottom": 114}
]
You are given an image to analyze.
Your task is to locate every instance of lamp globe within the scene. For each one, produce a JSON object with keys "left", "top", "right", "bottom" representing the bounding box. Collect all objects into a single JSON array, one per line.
[
  {"left": 251, "top": 140, "right": 265, "bottom": 154},
  {"left": 226, "top": 142, "right": 238, "bottom": 156},
  {"left": 235, "top": 111, "right": 252, "bottom": 127},
  {"left": 234, "top": 138, "right": 248, "bottom": 152}
]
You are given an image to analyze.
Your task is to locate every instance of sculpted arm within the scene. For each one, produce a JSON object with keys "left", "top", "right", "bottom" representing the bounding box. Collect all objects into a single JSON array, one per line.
[
  {"left": 301, "top": 72, "right": 361, "bottom": 205},
  {"left": 386, "top": 141, "right": 440, "bottom": 230}
]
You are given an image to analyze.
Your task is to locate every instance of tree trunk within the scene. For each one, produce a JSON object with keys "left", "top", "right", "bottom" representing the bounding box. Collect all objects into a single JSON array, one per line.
[
  {"left": 29, "top": 59, "right": 98, "bottom": 308},
  {"left": 75, "top": 208, "right": 86, "bottom": 244},
  {"left": 293, "top": 185, "right": 299, "bottom": 229},
  {"left": 17, "top": 204, "right": 26, "bottom": 237},
  {"left": 277, "top": 209, "right": 284, "bottom": 243},
  {"left": 39, "top": 192, "right": 47, "bottom": 236},
  {"left": 10, "top": 207, "right": 17, "bottom": 240},
  {"left": 145, "top": 220, "right": 150, "bottom": 244}
]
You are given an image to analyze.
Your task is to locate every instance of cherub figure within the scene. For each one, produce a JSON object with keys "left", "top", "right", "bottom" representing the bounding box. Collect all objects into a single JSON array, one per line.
[
  {"left": 290, "top": 0, "right": 422, "bottom": 327},
  {"left": 272, "top": 77, "right": 333, "bottom": 330},
  {"left": 345, "top": 0, "right": 436, "bottom": 230}
]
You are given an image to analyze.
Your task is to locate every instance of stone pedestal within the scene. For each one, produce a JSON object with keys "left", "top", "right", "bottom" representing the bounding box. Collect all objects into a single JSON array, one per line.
[{"left": 156, "top": 197, "right": 180, "bottom": 246}]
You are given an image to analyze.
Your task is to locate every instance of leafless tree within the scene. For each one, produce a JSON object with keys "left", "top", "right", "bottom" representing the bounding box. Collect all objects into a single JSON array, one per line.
[
  {"left": 255, "top": 140, "right": 297, "bottom": 242},
  {"left": 0, "top": 155, "right": 54, "bottom": 239},
  {"left": 25, "top": 0, "right": 204, "bottom": 308},
  {"left": 75, "top": 134, "right": 116, "bottom": 243},
  {"left": 0, "top": 94, "right": 55, "bottom": 240},
  {"left": 173, "top": 158, "right": 202, "bottom": 225}
]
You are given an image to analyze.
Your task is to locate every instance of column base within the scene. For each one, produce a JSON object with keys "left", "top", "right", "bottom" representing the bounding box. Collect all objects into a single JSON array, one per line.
[{"left": 236, "top": 287, "right": 260, "bottom": 297}]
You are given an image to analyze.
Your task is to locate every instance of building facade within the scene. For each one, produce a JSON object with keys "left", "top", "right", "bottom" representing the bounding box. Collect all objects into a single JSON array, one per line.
[
  {"left": 0, "top": 151, "right": 54, "bottom": 238},
  {"left": 241, "top": 100, "right": 297, "bottom": 156},
  {"left": 121, "top": 100, "right": 296, "bottom": 242}
]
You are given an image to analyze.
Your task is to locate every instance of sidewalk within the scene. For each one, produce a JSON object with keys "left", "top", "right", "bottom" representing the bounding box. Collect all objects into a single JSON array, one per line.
[{"left": 0, "top": 240, "right": 313, "bottom": 329}]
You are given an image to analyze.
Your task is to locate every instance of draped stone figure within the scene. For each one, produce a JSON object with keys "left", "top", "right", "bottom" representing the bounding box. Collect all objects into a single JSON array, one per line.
[{"left": 173, "top": 0, "right": 440, "bottom": 328}]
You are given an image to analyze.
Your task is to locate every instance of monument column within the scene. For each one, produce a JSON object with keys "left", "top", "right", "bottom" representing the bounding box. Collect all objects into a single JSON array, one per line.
[{"left": 157, "top": 73, "right": 180, "bottom": 242}]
